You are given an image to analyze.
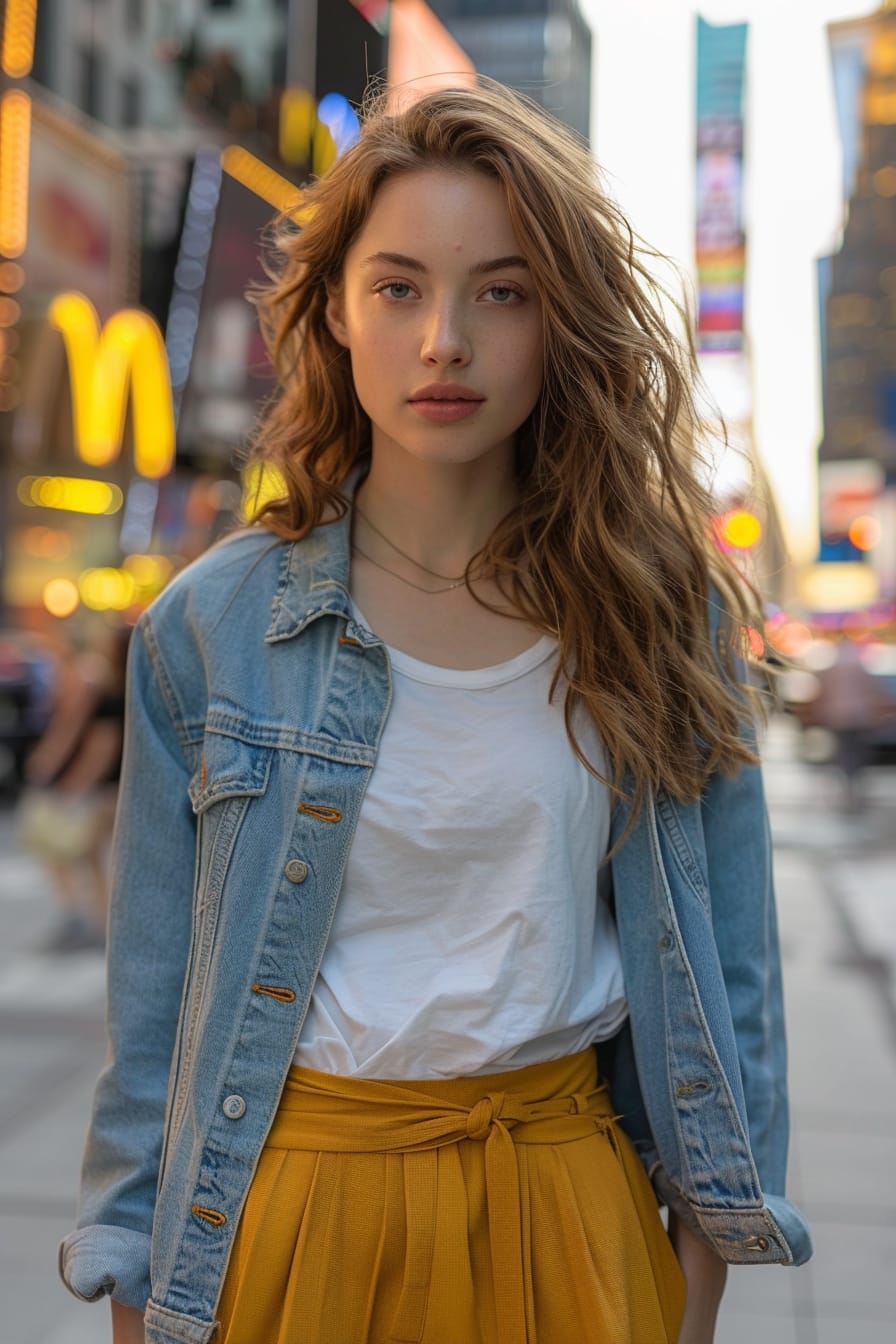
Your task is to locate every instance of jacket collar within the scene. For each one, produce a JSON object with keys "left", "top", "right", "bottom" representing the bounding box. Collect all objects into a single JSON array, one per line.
[{"left": 264, "top": 469, "right": 364, "bottom": 643}]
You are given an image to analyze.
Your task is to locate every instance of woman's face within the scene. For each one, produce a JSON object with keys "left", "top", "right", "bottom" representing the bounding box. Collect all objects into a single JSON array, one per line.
[{"left": 326, "top": 167, "right": 544, "bottom": 470}]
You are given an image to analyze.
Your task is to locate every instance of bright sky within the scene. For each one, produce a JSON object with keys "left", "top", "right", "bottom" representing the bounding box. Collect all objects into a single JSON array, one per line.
[{"left": 581, "top": 0, "right": 878, "bottom": 564}]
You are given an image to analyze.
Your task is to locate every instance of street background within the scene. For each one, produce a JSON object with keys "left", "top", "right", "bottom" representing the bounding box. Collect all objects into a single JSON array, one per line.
[{"left": 0, "top": 713, "right": 894, "bottom": 1344}]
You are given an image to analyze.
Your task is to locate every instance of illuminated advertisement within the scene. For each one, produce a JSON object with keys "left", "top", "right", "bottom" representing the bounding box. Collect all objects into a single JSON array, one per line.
[
  {"left": 22, "top": 100, "right": 132, "bottom": 320},
  {"left": 695, "top": 17, "right": 747, "bottom": 353}
]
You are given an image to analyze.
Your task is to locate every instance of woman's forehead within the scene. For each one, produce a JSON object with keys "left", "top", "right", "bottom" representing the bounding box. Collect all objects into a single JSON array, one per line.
[{"left": 346, "top": 168, "right": 522, "bottom": 266}]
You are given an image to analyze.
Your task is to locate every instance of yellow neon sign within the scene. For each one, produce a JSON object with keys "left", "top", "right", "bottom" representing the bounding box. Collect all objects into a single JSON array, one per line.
[
  {"left": 0, "top": 89, "right": 31, "bottom": 257},
  {"left": 1, "top": 0, "right": 37, "bottom": 79},
  {"left": 47, "top": 292, "right": 175, "bottom": 479}
]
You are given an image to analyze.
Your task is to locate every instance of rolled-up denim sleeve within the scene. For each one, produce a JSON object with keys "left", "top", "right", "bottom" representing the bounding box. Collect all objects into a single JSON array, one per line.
[{"left": 59, "top": 612, "right": 198, "bottom": 1310}]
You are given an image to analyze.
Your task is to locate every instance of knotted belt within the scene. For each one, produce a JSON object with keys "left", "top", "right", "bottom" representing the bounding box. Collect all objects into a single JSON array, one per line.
[{"left": 268, "top": 1062, "right": 621, "bottom": 1344}]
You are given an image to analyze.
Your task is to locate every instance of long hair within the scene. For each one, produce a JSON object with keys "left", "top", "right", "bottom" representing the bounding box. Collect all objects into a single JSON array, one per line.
[{"left": 245, "top": 79, "right": 762, "bottom": 817}]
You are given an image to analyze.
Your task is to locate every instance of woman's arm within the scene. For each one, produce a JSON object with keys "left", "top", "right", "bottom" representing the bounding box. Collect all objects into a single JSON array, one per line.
[
  {"left": 111, "top": 1300, "right": 145, "bottom": 1344},
  {"left": 58, "top": 613, "right": 200, "bottom": 1310},
  {"left": 668, "top": 1212, "right": 728, "bottom": 1344}
]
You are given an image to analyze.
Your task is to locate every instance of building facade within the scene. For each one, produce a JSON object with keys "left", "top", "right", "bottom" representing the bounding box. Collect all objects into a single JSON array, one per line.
[
  {"left": 427, "top": 0, "right": 592, "bottom": 140},
  {"left": 819, "top": 2, "right": 896, "bottom": 598}
]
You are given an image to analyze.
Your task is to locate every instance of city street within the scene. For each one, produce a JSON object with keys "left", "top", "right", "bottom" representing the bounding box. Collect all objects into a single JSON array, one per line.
[{"left": 0, "top": 714, "right": 893, "bottom": 1344}]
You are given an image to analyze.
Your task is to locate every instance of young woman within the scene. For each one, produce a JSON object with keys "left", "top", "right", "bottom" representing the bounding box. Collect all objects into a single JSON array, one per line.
[{"left": 60, "top": 81, "right": 811, "bottom": 1344}]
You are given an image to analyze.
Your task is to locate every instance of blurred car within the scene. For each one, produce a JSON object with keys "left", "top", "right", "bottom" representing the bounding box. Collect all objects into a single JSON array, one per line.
[
  {"left": 775, "top": 638, "right": 896, "bottom": 765},
  {"left": 0, "top": 631, "right": 55, "bottom": 798}
]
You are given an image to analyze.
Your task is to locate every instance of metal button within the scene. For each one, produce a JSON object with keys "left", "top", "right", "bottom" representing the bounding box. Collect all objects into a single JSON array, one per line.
[
  {"left": 285, "top": 859, "right": 308, "bottom": 884},
  {"left": 744, "top": 1235, "right": 770, "bottom": 1253},
  {"left": 659, "top": 933, "right": 673, "bottom": 952},
  {"left": 222, "top": 1094, "right": 246, "bottom": 1120}
]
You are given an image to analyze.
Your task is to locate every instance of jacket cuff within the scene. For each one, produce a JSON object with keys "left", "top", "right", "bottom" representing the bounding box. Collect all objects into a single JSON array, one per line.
[{"left": 58, "top": 1224, "right": 152, "bottom": 1310}]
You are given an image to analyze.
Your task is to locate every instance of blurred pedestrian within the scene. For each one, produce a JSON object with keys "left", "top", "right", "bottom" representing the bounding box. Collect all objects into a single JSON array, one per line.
[
  {"left": 60, "top": 80, "right": 809, "bottom": 1344},
  {"left": 19, "top": 622, "right": 129, "bottom": 952},
  {"left": 813, "top": 637, "right": 896, "bottom": 812}
]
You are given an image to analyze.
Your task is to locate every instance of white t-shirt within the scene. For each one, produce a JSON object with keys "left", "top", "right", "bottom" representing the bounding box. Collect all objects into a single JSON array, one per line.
[{"left": 293, "top": 608, "right": 627, "bottom": 1078}]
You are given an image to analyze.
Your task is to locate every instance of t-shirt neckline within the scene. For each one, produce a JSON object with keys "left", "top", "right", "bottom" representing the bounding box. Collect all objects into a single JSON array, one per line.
[{"left": 349, "top": 599, "right": 556, "bottom": 689}]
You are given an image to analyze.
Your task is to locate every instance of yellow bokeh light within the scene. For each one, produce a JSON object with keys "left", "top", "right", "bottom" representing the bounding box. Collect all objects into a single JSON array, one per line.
[
  {"left": 279, "top": 88, "right": 315, "bottom": 166},
  {"left": 1, "top": 1, "right": 37, "bottom": 79},
  {"left": 121, "top": 553, "right": 173, "bottom": 587},
  {"left": 222, "top": 144, "right": 301, "bottom": 213},
  {"left": 18, "top": 475, "right": 123, "bottom": 515},
  {"left": 797, "top": 563, "right": 880, "bottom": 613},
  {"left": 79, "top": 568, "right": 137, "bottom": 612},
  {"left": 242, "top": 462, "right": 287, "bottom": 519},
  {"left": 719, "top": 509, "right": 762, "bottom": 550},
  {"left": 847, "top": 514, "right": 881, "bottom": 551},
  {"left": 43, "top": 578, "right": 80, "bottom": 618},
  {"left": 0, "top": 90, "right": 31, "bottom": 258}
]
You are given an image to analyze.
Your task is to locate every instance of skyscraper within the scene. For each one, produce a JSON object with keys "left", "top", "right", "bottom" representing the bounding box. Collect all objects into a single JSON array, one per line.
[
  {"left": 819, "top": 2, "right": 896, "bottom": 594},
  {"left": 822, "top": 4, "right": 896, "bottom": 474},
  {"left": 426, "top": 1, "right": 592, "bottom": 140}
]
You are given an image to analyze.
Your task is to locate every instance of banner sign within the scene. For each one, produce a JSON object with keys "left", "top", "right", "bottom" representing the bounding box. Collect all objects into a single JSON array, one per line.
[{"left": 695, "top": 17, "right": 747, "bottom": 353}]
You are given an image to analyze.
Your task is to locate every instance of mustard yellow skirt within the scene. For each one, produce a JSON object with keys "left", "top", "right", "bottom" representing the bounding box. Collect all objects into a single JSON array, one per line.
[{"left": 216, "top": 1046, "right": 686, "bottom": 1343}]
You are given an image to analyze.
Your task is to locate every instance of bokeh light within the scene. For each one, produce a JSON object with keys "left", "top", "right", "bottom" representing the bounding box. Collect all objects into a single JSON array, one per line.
[
  {"left": 17, "top": 475, "right": 124, "bottom": 515},
  {"left": 718, "top": 509, "right": 763, "bottom": 550},
  {"left": 79, "top": 568, "right": 137, "bottom": 612},
  {"left": 767, "top": 620, "right": 814, "bottom": 658},
  {"left": 42, "top": 578, "right": 80, "bottom": 618},
  {"left": 847, "top": 514, "right": 881, "bottom": 551}
]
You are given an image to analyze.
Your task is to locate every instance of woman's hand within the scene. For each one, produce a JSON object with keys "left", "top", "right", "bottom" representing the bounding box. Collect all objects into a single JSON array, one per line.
[
  {"left": 668, "top": 1212, "right": 728, "bottom": 1344},
  {"left": 111, "top": 1299, "right": 145, "bottom": 1343}
]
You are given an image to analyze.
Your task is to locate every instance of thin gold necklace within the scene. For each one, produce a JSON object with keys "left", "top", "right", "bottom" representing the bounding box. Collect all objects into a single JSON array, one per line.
[
  {"left": 352, "top": 542, "right": 480, "bottom": 595},
  {"left": 354, "top": 503, "right": 475, "bottom": 583}
]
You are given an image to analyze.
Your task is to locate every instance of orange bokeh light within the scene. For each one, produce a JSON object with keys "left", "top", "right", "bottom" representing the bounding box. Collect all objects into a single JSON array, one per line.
[
  {"left": 847, "top": 514, "right": 881, "bottom": 551},
  {"left": 42, "top": 578, "right": 80, "bottom": 618}
]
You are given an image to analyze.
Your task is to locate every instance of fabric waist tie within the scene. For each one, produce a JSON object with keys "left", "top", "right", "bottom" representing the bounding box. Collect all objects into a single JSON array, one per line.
[{"left": 266, "top": 1048, "right": 620, "bottom": 1344}]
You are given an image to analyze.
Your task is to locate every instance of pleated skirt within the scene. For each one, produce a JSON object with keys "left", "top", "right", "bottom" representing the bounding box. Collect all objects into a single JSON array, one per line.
[{"left": 216, "top": 1045, "right": 686, "bottom": 1344}]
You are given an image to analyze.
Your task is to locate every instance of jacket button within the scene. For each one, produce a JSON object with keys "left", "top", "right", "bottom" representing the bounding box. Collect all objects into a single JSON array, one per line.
[
  {"left": 285, "top": 859, "right": 308, "bottom": 883},
  {"left": 744, "top": 1235, "right": 770, "bottom": 1252},
  {"left": 222, "top": 1094, "right": 246, "bottom": 1120}
]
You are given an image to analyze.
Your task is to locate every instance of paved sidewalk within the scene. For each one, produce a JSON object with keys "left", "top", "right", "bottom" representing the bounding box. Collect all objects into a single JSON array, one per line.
[
  {"left": 717, "top": 717, "right": 896, "bottom": 1344},
  {"left": 0, "top": 714, "right": 893, "bottom": 1343}
]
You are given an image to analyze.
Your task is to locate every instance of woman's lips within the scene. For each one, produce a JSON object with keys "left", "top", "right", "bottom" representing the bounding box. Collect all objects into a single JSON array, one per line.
[{"left": 408, "top": 398, "right": 484, "bottom": 423}]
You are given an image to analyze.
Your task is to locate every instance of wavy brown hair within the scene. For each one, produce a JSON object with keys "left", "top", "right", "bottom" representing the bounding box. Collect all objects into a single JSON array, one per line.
[{"left": 245, "top": 78, "right": 762, "bottom": 817}]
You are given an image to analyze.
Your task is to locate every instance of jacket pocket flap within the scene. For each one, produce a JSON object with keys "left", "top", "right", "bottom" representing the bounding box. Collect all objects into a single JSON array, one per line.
[{"left": 188, "top": 732, "right": 271, "bottom": 813}]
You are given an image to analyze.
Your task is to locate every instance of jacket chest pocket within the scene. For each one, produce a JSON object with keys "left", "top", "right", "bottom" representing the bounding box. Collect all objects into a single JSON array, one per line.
[
  {"left": 160, "top": 733, "right": 272, "bottom": 1189},
  {"left": 188, "top": 731, "right": 273, "bottom": 915}
]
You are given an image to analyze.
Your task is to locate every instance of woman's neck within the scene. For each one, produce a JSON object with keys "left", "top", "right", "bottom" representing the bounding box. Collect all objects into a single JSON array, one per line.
[{"left": 354, "top": 450, "right": 517, "bottom": 575}]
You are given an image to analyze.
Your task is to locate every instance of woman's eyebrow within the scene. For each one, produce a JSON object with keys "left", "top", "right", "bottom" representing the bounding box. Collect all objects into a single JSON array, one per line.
[{"left": 360, "top": 251, "right": 529, "bottom": 275}]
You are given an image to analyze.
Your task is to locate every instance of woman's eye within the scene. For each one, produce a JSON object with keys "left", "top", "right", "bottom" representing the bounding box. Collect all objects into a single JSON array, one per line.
[
  {"left": 484, "top": 285, "right": 522, "bottom": 304},
  {"left": 376, "top": 282, "right": 414, "bottom": 300}
]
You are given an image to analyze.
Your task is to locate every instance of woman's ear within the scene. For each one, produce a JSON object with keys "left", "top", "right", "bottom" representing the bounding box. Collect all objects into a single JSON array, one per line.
[{"left": 325, "top": 290, "right": 350, "bottom": 348}]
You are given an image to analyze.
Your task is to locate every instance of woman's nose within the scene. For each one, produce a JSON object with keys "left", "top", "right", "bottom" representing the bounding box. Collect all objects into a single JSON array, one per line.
[{"left": 420, "top": 302, "right": 471, "bottom": 367}]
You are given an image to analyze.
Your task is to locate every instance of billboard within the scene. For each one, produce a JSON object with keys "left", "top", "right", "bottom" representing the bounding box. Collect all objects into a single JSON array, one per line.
[
  {"left": 22, "top": 100, "right": 132, "bottom": 320},
  {"left": 695, "top": 18, "right": 747, "bottom": 354}
]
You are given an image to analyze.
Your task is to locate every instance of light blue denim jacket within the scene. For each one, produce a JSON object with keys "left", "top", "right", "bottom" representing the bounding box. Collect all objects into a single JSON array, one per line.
[{"left": 59, "top": 507, "right": 812, "bottom": 1344}]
